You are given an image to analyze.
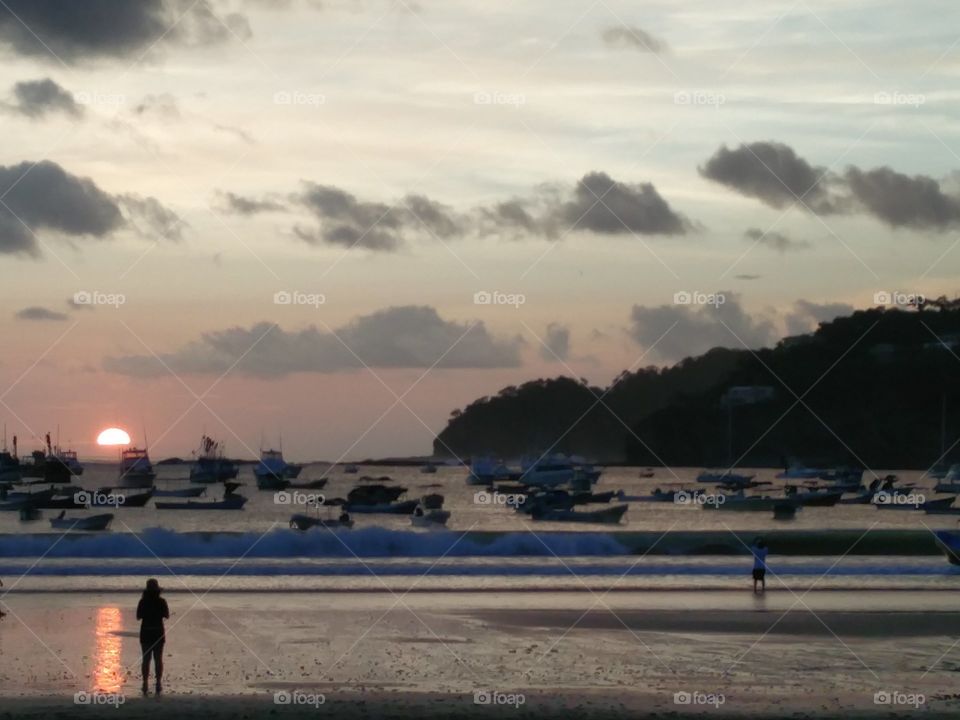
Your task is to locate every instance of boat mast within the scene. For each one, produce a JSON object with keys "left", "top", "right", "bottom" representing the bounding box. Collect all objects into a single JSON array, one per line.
[{"left": 942, "top": 394, "right": 948, "bottom": 459}]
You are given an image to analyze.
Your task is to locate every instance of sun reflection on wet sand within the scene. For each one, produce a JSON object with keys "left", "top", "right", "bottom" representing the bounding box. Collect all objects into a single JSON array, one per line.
[{"left": 92, "top": 606, "right": 124, "bottom": 693}]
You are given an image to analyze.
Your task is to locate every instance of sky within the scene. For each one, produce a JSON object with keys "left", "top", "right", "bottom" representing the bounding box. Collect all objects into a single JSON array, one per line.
[{"left": 0, "top": 0, "right": 958, "bottom": 461}]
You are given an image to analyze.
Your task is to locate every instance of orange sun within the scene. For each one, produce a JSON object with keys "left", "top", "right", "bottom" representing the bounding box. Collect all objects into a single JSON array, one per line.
[{"left": 96, "top": 428, "right": 131, "bottom": 446}]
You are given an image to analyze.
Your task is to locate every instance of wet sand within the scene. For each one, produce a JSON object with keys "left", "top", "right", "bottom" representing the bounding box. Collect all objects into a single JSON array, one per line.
[{"left": 2, "top": 590, "right": 960, "bottom": 718}]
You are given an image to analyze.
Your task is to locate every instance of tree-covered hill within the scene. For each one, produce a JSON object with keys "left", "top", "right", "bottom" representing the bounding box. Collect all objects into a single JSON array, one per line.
[{"left": 434, "top": 305, "right": 960, "bottom": 469}]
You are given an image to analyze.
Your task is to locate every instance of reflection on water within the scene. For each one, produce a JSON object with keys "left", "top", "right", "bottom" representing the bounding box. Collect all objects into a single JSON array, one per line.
[{"left": 93, "top": 606, "right": 123, "bottom": 693}]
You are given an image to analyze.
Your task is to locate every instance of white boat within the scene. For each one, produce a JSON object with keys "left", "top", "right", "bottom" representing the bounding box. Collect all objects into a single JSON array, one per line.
[
  {"left": 934, "top": 464, "right": 960, "bottom": 492},
  {"left": 467, "top": 457, "right": 514, "bottom": 486},
  {"left": 520, "top": 454, "right": 576, "bottom": 487},
  {"left": 118, "top": 447, "right": 156, "bottom": 488},
  {"left": 254, "top": 448, "right": 302, "bottom": 483}
]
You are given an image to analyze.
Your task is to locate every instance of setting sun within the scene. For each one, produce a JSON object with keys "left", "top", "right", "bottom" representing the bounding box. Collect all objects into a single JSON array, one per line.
[{"left": 96, "top": 428, "right": 131, "bottom": 446}]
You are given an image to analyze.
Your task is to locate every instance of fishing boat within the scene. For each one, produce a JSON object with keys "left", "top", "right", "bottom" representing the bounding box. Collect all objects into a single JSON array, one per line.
[
  {"left": 344, "top": 499, "right": 419, "bottom": 514},
  {"left": 189, "top": 435, "right": 239, "bottom": 483},
  {"left": 21, "top": 434, "right": 74, "bottom": 483},
  {"left": 934, "top": 531, "right": 960, "bottom": 565},
  {"left": 118, "top": 447, "right": 156, "bottom": 488},
  {"left": 783, "top": 486, "right": 843, "bottom": 507},
  {"left": 776, "top": 464, "right": 824, "bottom": 480},
  {"left": 343, "top": 464, "right": 359, "bottom": 474},
  {"left": 703, "top": 494, "right": 797, "bottom": 512},
  {"left": 287, "top": 478, "right": 327, "bottom": 490},
  {"left": 289, "top": 507, "right": 353, "bottom": 531},
  {"left": 467, "top": 457, "right": 517, "bottom": 486},
  {"left": 697, "top": 470, "right": 755, "bottom": 486},
  {"left": 153, "top": 486, "right": 206, "bottom": 498},
  {"left": 49, "top": 512, "right": 114, "bottom": 531},
  {"left": 0, "top": 488, "right": 57, "bottom": 511},
  {"left": 616, "top": 488, "right": 689, "bottom": 503},
  {"left": 155, "top": 494, "right": 248, "bottom": 510},
  {"left": 520, "top": 454, "right": 577, "bottom": 488},
  {"left": 0, "top": 432, "right": 20, "bottom": 484},
  {"left": 55, "top": 448, "right": 83, "bottom": 476},
  {"left": 420, "top": 461, "right": 438, "bottom": 474},
  {"left": 411, "top": 505, "right": 450, "bottom": 527},
  {"left": 255, "top": 474, "right": 291, "bottom": 491},
  {"left": 530, "top": 504, "right": 627, "bottom": 524},
  {"left": 254, "top": 446, "right": 302, "bottom": 485},
  {"left": 347, "top": 485, "right": 406, "bottom": 505},
  {"left": 934, "top": 465, "right": 960, "bottom": 493},
  {"left": 638, "top": 468, "right": 655, "bottom": 478}
]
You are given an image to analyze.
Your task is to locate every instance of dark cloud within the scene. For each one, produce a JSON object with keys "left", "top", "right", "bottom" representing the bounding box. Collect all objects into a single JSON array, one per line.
[
  {"left": 0, "top": 160, "right": 181, "bottom": 255},
  {"left": 295, "top": 183, "right": 403, "bottom": 251},
  {"left": 844, "top": 166, "right": 960, "bottom": 230},
  {"left": 119, "top": 194, "right": 187, "bottom": 241},
  {"left": 703, "top": 140, "right": 960, "bottom": 233},
  {"left": 478, "top": 200, "right": 540, "bottom": 237},
  {"left": 8, "top": 78, "right": 82, "bottom": 118},
  {"left": 229, "top": 171, "right": 691, "bottom": 251},
  {"left": 0, "top": 0, "right": 250, "bottom": 63},
  {"left": 16, "top": 306, "right": 68, "bottom": 321},
  {"left": 540, "top": 323, "right": 571, "bottom": 362},
  {"left": 601, "top": 25, "right": 667, "bottom": 54},
  {"left": 544, "top": 171, "right": 690, "bottom": 237},
  {"left": 0, "top": 161, "right": 123, "bottom": 256},
  {"left": 404, "top": 194, "right": 462, "bottom": 239},
  {"left": 216, "top": 191, "right": 286, "bottom": 216},
  {"left": 293, "top": 183, "right": 466, "bottom": 251},
  {"left": 104, "top": 306, "right": 523, "bottom": 377},
  {"left": 744, "top": 227, "right": 811, "bottom": 252},
  {"left": 629, "top": 293, "right": 777, "bottom": 363},
  {"left": 700, "top": 142, "right": 840, "bottom": 214},
  {"left": 784, "top": 300, "right": 854, "bottom": 336}
]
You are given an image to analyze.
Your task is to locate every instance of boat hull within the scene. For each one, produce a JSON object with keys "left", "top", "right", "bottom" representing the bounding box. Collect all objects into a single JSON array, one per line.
[
  {"left": 531, "top": 504, "right": 628, "bottom": 524},
  {"left": 345, "top": 500, "right": 419, "bottom": 514},
  {"left": 289, "top": 514, "right": 353, "bottom": 531},
  {"left": 155, "top": 495, "right": 247, "bottom": 510},
  {"left": 50, "top": 513, "right": 114, "bottom": 531},
  {"left": 118, "top": 473, "right": 156, "bottom": 489}
]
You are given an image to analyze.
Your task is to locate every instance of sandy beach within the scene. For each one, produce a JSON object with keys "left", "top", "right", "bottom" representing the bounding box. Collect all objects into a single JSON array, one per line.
[{"left": 2, "top": 589, "right": 960, "bottom": 718}]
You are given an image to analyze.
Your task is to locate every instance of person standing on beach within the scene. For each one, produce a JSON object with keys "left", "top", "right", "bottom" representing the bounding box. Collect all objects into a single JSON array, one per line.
[
  {"left": 751, "top": 538, "right": 768, "bottom": 594},
  {"left": 136, "top": 579, "right": 169, "bottom": 696}
]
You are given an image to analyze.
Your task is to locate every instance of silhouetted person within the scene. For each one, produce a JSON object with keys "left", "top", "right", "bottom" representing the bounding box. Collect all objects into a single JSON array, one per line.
[
  {"left": 0, "top": 577, "right": 4, "bottom": 618},
  {"left": 751, "top": 538, "right": 768, "bottom": 594},
  {"left": 136, "top": 578, "right": 169, "bottom": 696}
]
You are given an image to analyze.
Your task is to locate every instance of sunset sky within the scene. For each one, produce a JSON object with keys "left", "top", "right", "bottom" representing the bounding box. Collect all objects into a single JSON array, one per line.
[{"left": 1, "top": 0, "right": 958, "bottom": 461}]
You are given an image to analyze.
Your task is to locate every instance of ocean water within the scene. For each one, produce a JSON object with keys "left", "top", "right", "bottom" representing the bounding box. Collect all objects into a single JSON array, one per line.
[{"left": 2, "top": 464, "right": 958, "bottom": 591}]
